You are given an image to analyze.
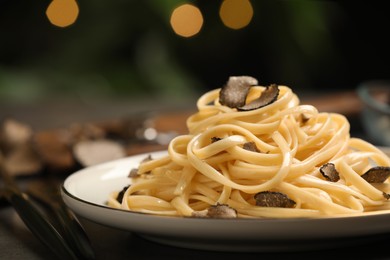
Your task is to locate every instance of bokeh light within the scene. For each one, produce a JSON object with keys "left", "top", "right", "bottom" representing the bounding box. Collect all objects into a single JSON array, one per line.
[
  {"left": 219, "top": 0, "right": 253, "bottom": 30},
  {"left": 46, "top": 0, "right": 79, "bottom": 28},
  {"left": 170, "top": 4, "right": 203, "bottom": 38}
]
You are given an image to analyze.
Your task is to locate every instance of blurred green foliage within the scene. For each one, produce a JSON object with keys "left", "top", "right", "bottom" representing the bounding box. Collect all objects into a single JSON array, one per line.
[{"left": 1, "top": 0, "right": 390, "bottom": 104}]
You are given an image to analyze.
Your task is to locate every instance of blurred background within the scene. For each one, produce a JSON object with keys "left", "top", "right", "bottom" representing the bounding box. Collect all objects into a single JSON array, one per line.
[{"left": 1, "top": 0, "right": 390, "bottom": 132}]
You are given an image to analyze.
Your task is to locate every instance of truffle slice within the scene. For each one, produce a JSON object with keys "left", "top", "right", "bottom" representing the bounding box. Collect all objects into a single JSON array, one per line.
[
  {"left": 254, "top": 191, "right": 296, "bottom": 208},
  {"left": 243, "top": 142, "right": 260, "bottom": 153},
  {"left": 219, "top": 76, "right": 258, "bottom": 108},
  {"left": 238, "top": 84, "right": 280, "bottom": 111},
  {"left": 361, "top": 166, "right": 390, "bottom": 183},
  {"left": 207, "top": 203, "right": 237, "bottom": 218},
  {"left": 320, "top": 163, "right": 340, "bottom": 182},
  {"left": 129, "top": 155, "right": 154, "bottom": 177},
  {"left": 128, "top": 168, "right": 139, "bottom": 178},
  {"left": 141, "top": 154, "right": 153, "bottom": 163},
  {"left": 211, "top": 137, "right": 222, "bottom": 143},
  {"left": 192, "top": 203, "right": 237, "bottom": 218},
  {"left": 116, "top": 185, "right": 130, "bottom": 203}
]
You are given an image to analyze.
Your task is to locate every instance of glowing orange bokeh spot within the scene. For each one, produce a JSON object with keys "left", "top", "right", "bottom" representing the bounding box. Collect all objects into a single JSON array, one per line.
[
  {"left": 219, "top": 0, "right": 253, "bottom": 30},
  {"left": 170, "top": 4, "right": 203, "bottom": 38},
  {"left": 46, "top": 0, "right": 79, "bottom": 28}
]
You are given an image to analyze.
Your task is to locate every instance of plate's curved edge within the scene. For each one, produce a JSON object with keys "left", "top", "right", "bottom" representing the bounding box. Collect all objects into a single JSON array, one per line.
[
  {"left": 63, "top": 150, "right": 168, "bottom": 184},
  {"left": 61, "top": 184, "right": 127, "bottom": 214},
  {"left": 61, "top": 148, "right": 390, "bottom": 251}
]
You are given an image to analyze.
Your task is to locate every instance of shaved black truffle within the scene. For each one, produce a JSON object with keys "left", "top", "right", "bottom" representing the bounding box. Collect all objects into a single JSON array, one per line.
[
  {"left": 141, "top": 154, "right": 153, "bottom": 163},
  {"left": 254, "top": 191, "right": 296, "bottom": 208},
  {"left": 383, "top": 192, "right": 390, "bottom": 200},
  {"left": 129, "top": 154, "right": 154, "bottom": 178},
  {"left": 219, "top": 76, "right": 258, "bottom": 108},
  {"left": 207, "top": 203, "right": 237, "bottom": 218},
  {"left": 238, "top": 84, "right": 280, "bottom": 111},
  {"left": 211, "top": 137, "right": 222, "bottom": 143},
  {"left": 192, "top": 203, "right": 237, "bottom": 218},
  {"left": 361, "top": 166, "right": 390, "bottom": 183},
  {"left": 243, "top": 142, "right": 260, "bottom": 152},
  {"left": 320, "top": 163, "right": 340, "bottom": 182},
  {"left": 128, "top": 168, "right": 139, "bottom": 178},
  {"left": 116, "top": 185, "right": 130, "bottom": 203},
  {"left": 237, "top": 84, "right": 279, "bottom": 111}
]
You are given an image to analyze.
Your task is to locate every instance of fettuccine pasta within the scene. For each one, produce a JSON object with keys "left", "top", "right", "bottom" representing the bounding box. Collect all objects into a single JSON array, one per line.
[{"left": 108, "top": 77, "right": 390, "bottom": 218}]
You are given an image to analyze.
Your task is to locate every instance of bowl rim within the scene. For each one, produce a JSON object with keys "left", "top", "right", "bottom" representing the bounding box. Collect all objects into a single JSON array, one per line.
[{"left": 357, "top": 80, "right": 390, "bottom": 114}]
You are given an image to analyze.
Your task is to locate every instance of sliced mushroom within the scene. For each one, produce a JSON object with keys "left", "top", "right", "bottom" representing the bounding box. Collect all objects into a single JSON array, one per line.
[
  {"left": 219, "top": 76, "right": 258, "bottom": 108},
  {"left": 68, "top": 122, "right": 106, "bottom": 142},
  {"left": 243, "top": 142, "right": 260, "bottom": 152},
  {"left": 320, "top": 163, "right": 340, "bottom": 182},
  {"left": 361, "top": 166, "right": 390, "bottom": 183},
  {"left": 2, "top": 145, "right": 43, "bottom": 176},
  {"left": 211, "top": 137, "right": 222, "bottom": 143},
  {"left": 192, "top": 203, "right": 237, "bottom": 218},
  {"left": 254, "top": 191, "right": 296, "bottom": 208},
  {"left": 33, "top": 130, "right": 75, "bottom": 172},
  {"left": 116, "top": 185, "right": 130, "bottom": 203},
  {"left": 141, "top": 154, "right": 153, "bottom": 163},
  {"left": 0, "top": 118, "right": 33, "bottom": 150},
  {"left": 128, "top": 168, "right": 139, "bottom": 178},
  {"left": 238, "top": 84, "right": 280, "bottom": 111}
]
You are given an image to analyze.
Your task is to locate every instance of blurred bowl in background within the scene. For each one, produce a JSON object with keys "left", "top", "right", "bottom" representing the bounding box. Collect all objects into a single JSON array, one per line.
[{"left": 357, "top": 81, "right": 390, "bottom": 146}]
